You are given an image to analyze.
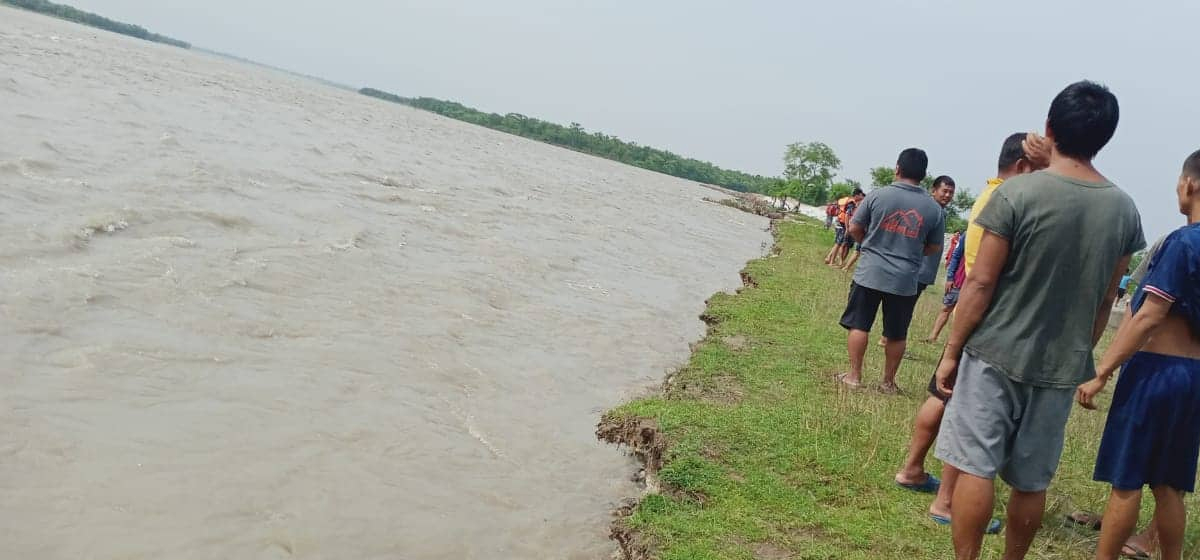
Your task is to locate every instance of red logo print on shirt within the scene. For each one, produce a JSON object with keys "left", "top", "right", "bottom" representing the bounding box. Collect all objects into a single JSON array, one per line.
[{"left": 880, "top": 209, "right": 924, "bottom": 239}]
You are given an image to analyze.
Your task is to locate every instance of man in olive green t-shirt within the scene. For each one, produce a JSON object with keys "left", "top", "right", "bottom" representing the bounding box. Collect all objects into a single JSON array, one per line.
[{"left": 932, "top": 81, "right": 1145, "bottom": 560}]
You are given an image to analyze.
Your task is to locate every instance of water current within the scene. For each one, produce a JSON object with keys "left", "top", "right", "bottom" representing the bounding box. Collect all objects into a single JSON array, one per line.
[{"left": 0, "top": 7, "right": 770, "bottom": 559}]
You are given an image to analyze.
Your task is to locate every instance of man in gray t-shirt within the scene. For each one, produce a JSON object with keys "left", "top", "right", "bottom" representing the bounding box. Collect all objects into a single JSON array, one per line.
[
  {"left": 932, "top": 81, "right": 1146, "bottom": 560},
  {"left": 837, "top": 148, "right": 945, "bottom": 394}
]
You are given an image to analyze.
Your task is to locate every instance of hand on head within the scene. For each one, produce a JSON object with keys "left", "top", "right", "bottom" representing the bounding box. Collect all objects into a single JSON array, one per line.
[{"left": 1023, "top": 132, "right": 1052, "bottom": 170}]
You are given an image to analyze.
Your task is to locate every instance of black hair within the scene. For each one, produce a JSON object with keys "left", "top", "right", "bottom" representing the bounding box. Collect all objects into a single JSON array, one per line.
[
  {"left": 1046, "top": 81, "right": 1119, "bottom": 160},
  {"left": 852, "top": 187, "right": 866, "bottom": 196},
  {"left": 998, "top": 132, "right": 1027, "bottom": 172},
  {"left": 931, "top": 175, "right": 955, "bottom": 189},
  {"left": 1184, "top": 149, "right": 1200, "bottom": 180},
  {"left": 896, "top": 148, "right": 928, "bottom": 183}
]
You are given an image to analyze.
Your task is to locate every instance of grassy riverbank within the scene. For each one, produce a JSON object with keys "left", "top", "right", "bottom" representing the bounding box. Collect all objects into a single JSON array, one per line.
[{"left": 599, "top": 218, "right": 1199, "bottom": 559}]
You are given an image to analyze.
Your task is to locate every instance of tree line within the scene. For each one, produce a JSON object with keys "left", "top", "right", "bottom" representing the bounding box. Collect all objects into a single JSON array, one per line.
[
  {"left": 360, "top": 88, "right": 773, "bottom": 193},
  {"left": 3, "top": 0, "right": 191, "bottom": 48},
  {"left": 359, "top": 89, "right": 977, "bottom": 229}
]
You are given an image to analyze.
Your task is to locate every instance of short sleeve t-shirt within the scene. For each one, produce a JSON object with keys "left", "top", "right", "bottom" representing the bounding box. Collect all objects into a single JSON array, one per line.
[
  {"left": 1132, "top": 224, "right": 1200, "bottom": 333},
  {"left": 850, "top": 182, "right": 946, "bottom": 296},
  {"left": 918, "top": 208, "right": 948, "bottom": 286},
  {"left": 964, "top": 177, "right": 1005, "bottom": 273},
  {"left": 963, "top": 171, "right": 1146, "bottom": 388}
]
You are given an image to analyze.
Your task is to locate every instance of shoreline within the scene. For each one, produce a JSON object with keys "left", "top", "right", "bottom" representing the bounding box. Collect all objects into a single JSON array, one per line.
[{"left": 591, "top": 217, "right": 1194, "bottom": 559}]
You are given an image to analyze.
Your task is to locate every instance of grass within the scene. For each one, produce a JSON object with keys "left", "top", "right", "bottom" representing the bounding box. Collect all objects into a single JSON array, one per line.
[{"left": 601, "top": 218, "right": 1200, "bottom": 559}]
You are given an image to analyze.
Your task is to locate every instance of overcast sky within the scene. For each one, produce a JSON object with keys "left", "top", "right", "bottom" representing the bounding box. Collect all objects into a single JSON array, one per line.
[{"left": 67, "top": 0, "right": 1198, "bottom": 241}]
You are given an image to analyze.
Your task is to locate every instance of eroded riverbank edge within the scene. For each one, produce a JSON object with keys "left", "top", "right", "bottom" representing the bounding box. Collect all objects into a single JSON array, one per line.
[{"left": 597, "top": 216, "right": 786, "bottom": 560}]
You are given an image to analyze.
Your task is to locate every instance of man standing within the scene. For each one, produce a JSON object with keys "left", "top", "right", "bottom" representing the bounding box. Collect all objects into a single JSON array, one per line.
[
  {"left": 918, "top": 176, "right": 957, "bottom": 291},
  {"left": 837, "top": 149, "right": 945, "bottom": 393},
  {"left": 894, "top": 133, "right": 1049, "bottom": 527},
  {"left": 933, "top": 81, "right": 1145, "bottom": 560}
]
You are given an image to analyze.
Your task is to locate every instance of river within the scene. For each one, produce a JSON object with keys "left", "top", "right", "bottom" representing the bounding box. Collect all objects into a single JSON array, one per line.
[{"left": 0, "top": 7, "right": 770, "bottom": 559}]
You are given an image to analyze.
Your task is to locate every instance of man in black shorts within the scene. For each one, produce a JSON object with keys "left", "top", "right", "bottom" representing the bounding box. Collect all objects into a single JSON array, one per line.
[{"left": 837, "top": 149, "right": 945, "bottom": 393}]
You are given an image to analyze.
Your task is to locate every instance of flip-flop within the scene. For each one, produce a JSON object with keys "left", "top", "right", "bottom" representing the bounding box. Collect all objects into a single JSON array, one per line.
[
  {"left": 1121, "top": 542, "right": 1151, "bottom": 560},
  {"left": 896, "top": 473, "right": 940, "bottom": 493},
  {"left": 930, "top": 513, "right": 1002, "bottom": 535},
  {"left": 878, "top": 383, "right": 902, "bottom": 395},
  {"left": 835, "top": 373, "right": 861, "bottom": 389},
  {"left": 1065, "top": 511, "right": 1102, "bottom": 530}
]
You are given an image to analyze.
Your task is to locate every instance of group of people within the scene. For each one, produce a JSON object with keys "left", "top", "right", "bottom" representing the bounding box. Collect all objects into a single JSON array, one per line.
[{"left": 822, "top": 80, "right": 1200, "bottom": 560}]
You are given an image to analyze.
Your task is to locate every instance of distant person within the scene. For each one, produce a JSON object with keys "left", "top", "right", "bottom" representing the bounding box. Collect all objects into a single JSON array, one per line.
[
  {"left": 945, "top": 230, "right": 962, "bottom": 266},
  {"left": 933, "top": 81, "right": 1144, "bottom": 560},
  {"left": 1116, "top": 270, "right": 1132, "bottom": 304},
  {"left": 840, "top": 237, "right": 863, "bottom": 272},
  {"left": 825, "top": 200, "right": 838, "bottom": 229},
  {"left": 894, "top": 133, "right": 1048, "bottom": 523},
  {"left": 825, "top": 188, "right": 866, "bottom": 266},
  {"left": 925, "top": 231, "right": 966, "bottom": 344},
  {"left": 1076, "top": 150, "right": 1200, "bottom": 560},
  {"left": 836, "top": 148, "right": 944, "bottom": 394}
]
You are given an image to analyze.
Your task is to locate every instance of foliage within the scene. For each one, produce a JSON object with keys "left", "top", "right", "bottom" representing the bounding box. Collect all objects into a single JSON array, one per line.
[
  {"left": 1128, "top": 249, "right": 1147, "bottom": 275},
  {"left": 2, "top": 0, "right": 190, "bottom": 48},
  {"left": 603, "top": 219, "right": 1199, "bottom": 559},
  {"left": 782, "top": 142, "right": 841, "bottom": 201},
  {"left": 829, "top": 178, "right": 861, "bottom": 202},
  {"left": 360, "top": 88, "right": 773, "bottom": 193},
  {"left": 870, "top": 166, "right": 895, "bottom": 187}
]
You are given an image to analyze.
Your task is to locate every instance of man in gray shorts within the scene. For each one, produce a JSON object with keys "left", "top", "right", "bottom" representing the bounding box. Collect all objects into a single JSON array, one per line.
[{"left": 932, "top": 81, "right": 1145, "bottom": 559}]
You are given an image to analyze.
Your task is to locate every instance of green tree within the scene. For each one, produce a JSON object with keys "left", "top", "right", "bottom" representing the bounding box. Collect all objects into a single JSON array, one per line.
[
  {"left": 360, "top": 88, "right": 775, "bottom": 194},
  {"left": 828, "top": 178, "right": 860, "bottom": 201},
  {"left": 792, "top": 180, "right": 828, "bottom": 206},
  {"left": 783, "top": 142, "right": 841, "bottom": 199},
  {"left": 870, "top": 166, "right": 895, "bottom": 187}
]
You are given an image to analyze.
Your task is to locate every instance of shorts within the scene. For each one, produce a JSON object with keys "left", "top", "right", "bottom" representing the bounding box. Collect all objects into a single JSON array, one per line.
[
  {"left": 1094, "top": 352, "right": 1200, "bottom": 492},
  {"left": 928, "top": 373, "right": 949, "bottom": 402},
  {"left": 834, "top": 225, "right": 847, "bottom": 245},
  {"left": 1117, "top": 288, "right": 1127, "bottom": 299},
  {"left": 934, "top": 352, "right": 1075, "bottom": 492},
  {"left": 943, "top": 287, "right": 960, "bottom": 307},
  {"left": 836, "top": 226, "right": 856, "bottom": 247},
  {"left": 839, "top": 281, "right": 920, "bottom": 340}
]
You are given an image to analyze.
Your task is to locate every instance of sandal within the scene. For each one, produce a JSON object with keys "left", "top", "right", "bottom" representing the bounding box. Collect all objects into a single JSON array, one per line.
[
  {"left": 1121, "top": 542, "right": 1150, "bottom": 559},
  {"left": 878, "top": 382, "right": 902, "bottom": 395},
  {"left": 1065, "top": 511, "right": 1102, "bottom": 530}
]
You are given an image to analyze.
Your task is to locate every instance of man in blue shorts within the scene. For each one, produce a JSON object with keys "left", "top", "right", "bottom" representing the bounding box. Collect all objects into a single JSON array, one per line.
[
  {"left": 933, "top": 81, "right": 1145, "bottom": 559},
  {"left": 1077, "top": 149, "right": 1200, "bottom": 560}
]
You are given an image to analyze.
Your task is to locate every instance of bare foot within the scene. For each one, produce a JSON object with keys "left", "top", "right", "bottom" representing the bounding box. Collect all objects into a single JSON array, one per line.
[
  {"left": 895, "top": 470, "right": 931, "bottom": 486},
  {"left": 835, "top": 373, "right": 861, "bottom": 389},
  {"left": 878, "top": 382, "right": 901, "bottom": 395}
]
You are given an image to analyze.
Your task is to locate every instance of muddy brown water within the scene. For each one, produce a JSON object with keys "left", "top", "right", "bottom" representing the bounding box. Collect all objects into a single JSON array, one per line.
[{"left": 0, "top": 7, "right": 770, "bottom": 559}]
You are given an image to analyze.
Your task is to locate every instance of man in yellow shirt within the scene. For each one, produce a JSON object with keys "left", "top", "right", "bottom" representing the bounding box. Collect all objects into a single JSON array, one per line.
[{"left": 894, "top": 132, "right": 1049, "bottom": 527}]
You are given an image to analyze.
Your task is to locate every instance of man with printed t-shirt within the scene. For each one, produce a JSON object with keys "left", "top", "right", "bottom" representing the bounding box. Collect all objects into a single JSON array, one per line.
[{"left": 836, "top": 148, "right": 945, "bottom": 394}]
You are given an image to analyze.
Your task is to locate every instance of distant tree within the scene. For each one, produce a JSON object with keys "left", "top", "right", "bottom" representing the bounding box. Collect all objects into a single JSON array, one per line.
[
  {"left": 828, "top": 178, "right": 862, "bottom": 201},
  {"left": 3, "top": 0, "right": 190, "bottom": 47},
  {"left": 782, "top": 142, "right": 840, "bottom": 205},
  {"left": 360, "top": 88, "right": 775, "bottom": 194},
  {"left": 951, "top": 190, "right": 978, "bottom": 218},
  {"left": 870, "top": 166, "right": 895, "bottom": 187}
]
